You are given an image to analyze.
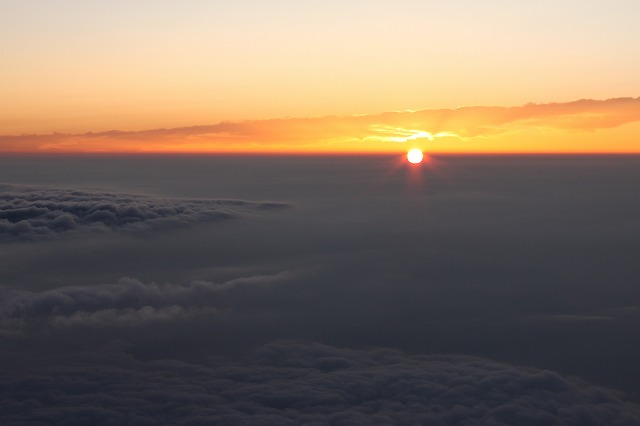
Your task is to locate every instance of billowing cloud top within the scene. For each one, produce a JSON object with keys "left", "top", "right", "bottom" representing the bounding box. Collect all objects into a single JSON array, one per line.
[
  {"left": 0, "top": 184, "right": 290, "bottom": 242},
  {"left": 1, "top": 97, "right": 639, "bottom": 153},
  {"left": 1, "top": 339, "right": 639, "bottom": 425},
  {"left": 2, "top": 273, "right": 640, "bottom": 424}
]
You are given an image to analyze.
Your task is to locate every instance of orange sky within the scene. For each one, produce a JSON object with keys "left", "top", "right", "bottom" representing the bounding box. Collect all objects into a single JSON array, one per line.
[
  {"left": 2, "top": 97, "right": 639, "bottom": 154},
  {"left": 2, "top": 1, "right": 640, "bottom": 154}
]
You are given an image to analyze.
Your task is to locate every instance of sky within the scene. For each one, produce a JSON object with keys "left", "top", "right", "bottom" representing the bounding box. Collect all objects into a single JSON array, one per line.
[
  {"left": 2, "top": 2, "right": 640, "bottom": 424},
  {"left": 2, "top": 0, "right": 640, "bottom": 153}
]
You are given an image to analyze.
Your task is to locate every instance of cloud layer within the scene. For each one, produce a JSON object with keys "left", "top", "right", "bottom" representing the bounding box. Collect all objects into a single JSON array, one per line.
[
  {"left": 2, "top": 340, "right": 639, "bottom": 425},
  {"left": 1, "top": 97, "right": 639, "bottom": 153},
  {"left": 0, "top": 184, "right": 290, "bottom": 242},
  {"left": 2, "top": 156, "right": 640, "bottom": 424}
]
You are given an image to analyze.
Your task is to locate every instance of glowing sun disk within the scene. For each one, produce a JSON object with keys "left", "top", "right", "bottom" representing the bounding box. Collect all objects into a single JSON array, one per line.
[{"left": 407, "top": 148, "right": 423, "bottom": 164}]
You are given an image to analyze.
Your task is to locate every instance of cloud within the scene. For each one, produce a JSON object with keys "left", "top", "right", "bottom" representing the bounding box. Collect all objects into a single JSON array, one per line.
[
  {"left": 1, "top": 156, "right": 639, "bottom": 396},
  {"left": 0, "top": 156, "right": 639, "bottom": 423},
  {"left": 523, "top": 314, "right": 615, "bottom": 323},
  {"left": 0, "top": 273, "right": 293, "bottom": 332},
  {"left": 1, "top": 340, "right": 639, "bottom": 425},
  {"left": 0, "top": 184, "right": 291, "bottom": 242},
  {"left": 1, "top": 97, "right": 639, "bottom": 153}
]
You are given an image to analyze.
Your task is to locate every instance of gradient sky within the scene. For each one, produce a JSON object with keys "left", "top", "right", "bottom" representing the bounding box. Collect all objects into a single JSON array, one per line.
[{"left": 2, "top": 0, "right": 640, "bottom": 153}]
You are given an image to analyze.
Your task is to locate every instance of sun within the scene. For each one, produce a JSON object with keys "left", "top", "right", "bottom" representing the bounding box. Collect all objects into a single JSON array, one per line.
[{"left": 407, "top": 148, "right": 423, "bottom": 164}]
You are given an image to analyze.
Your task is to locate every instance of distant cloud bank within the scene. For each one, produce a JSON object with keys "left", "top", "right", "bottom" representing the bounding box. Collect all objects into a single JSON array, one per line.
[
  {"left": 1, "top": 97, "right": 639, "bottom": 153},
  {"left": 0, "top": 184, "right": 290, "bottom": 241}
]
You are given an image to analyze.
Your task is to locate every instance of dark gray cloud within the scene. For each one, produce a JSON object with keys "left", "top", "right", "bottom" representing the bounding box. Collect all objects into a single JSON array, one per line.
[
  {"left": 1, "top": 341, "right": 639, "bottom": 425},
  {"left": 0, "top": 184, "right": 290, "bottom": 242}
]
